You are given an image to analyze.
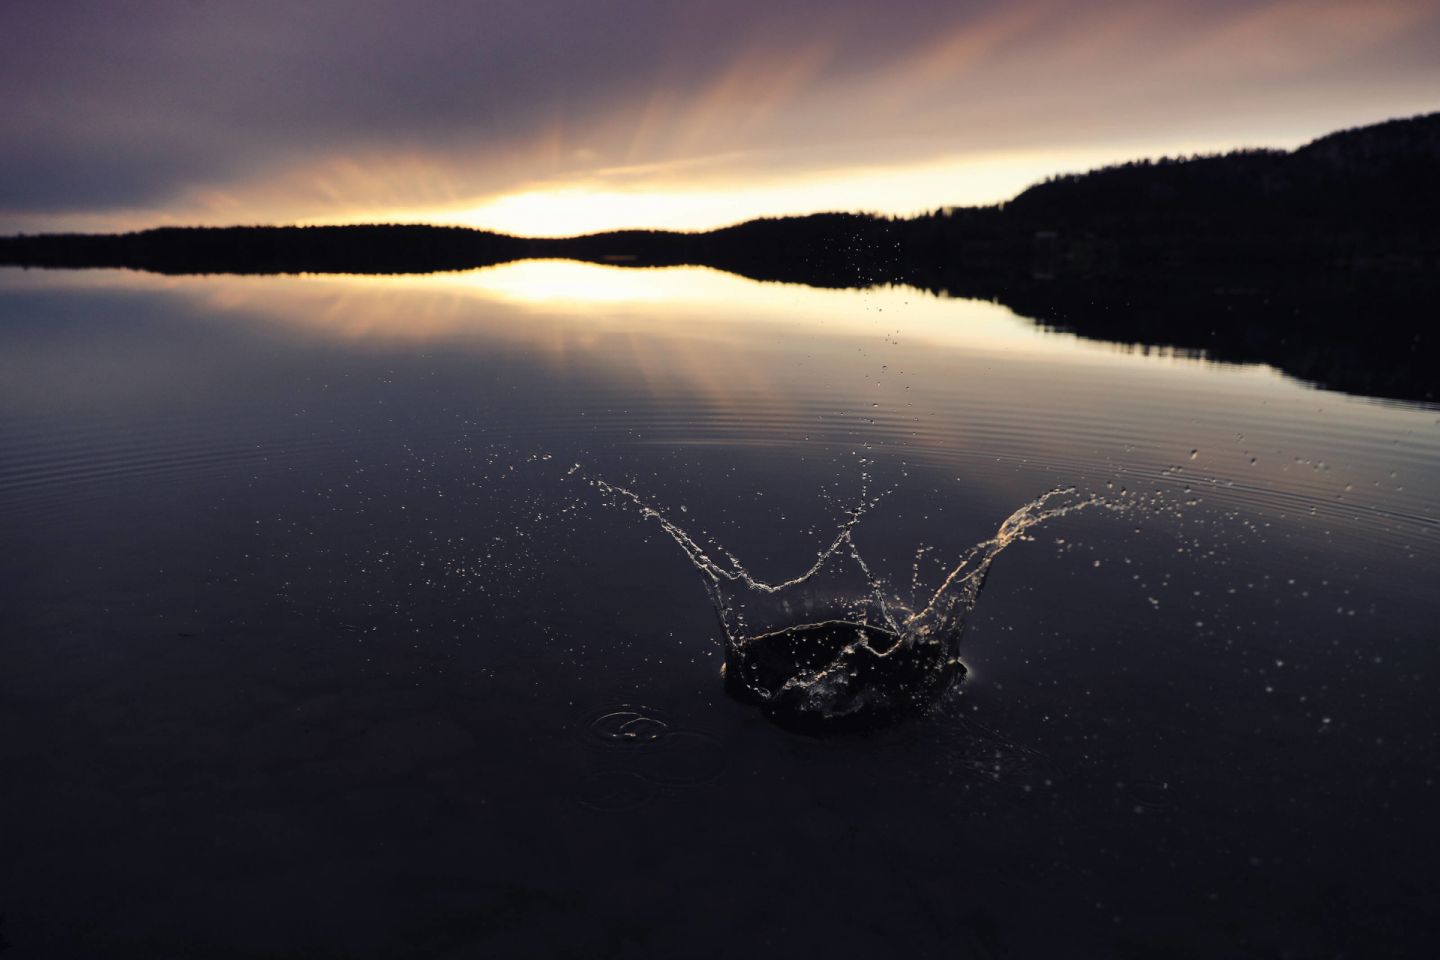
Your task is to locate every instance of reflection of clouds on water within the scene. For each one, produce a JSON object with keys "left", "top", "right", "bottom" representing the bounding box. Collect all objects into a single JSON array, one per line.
[
  {"left": 0, "top": 259, "right": 1190, "bottom": 357},
  {"left": 2, "top": 262, "right": 1433, "bottom": 576},
  {"left": 1, "top": 255, "right": 1437, "bottom": 956}
]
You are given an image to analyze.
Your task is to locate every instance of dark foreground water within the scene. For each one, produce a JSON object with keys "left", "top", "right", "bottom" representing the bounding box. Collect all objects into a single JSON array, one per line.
[{"left": 1, "top": 263, "right": 1437, "bottom": 958}]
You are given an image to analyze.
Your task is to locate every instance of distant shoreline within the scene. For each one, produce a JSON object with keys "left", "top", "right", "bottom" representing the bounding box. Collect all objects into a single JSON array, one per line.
[
  {"left": 2, "top": 111, "right": 1436, "bottom": 404},
  {"left": 3, "top": 110, "right": 1436, "bottom": 279}
]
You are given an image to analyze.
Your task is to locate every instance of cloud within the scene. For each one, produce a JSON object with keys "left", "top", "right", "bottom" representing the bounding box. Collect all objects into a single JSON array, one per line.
[{"left": 1, "top": 0, "right": 1436, "bottom": 232}]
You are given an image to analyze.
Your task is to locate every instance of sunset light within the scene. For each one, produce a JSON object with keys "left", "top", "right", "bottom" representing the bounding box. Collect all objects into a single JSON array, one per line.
[
  {"left": 342, "top": 146, "right": 1219, "bottom": 236},
  {"left": 2, "top": 1, "right": 1437, "bottom": 955}
]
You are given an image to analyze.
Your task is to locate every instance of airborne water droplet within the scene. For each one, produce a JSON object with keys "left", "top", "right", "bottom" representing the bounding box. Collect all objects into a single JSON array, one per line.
[{"left": 593, "top": 479, "right": 1129, "bottom": 732}]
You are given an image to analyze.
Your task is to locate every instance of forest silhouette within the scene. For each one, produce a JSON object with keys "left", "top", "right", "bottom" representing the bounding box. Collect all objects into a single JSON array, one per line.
[{"left": 3, "top": 112, "right": 1436, "bottom": 402}]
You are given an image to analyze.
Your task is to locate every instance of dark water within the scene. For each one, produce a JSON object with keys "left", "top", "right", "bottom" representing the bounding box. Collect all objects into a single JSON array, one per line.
[{"left": 1, "top": 263, "right": 1437, "bottom": 958}]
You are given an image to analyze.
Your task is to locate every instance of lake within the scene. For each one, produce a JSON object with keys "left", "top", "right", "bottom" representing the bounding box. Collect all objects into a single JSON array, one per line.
[{"left": 1, "top": 262, "right": 1437, "bottom": 958}]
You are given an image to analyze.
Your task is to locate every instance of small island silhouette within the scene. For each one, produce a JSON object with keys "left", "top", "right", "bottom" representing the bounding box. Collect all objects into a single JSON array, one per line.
[{"left": 3, "top": 112, "right": 1436, "bottom": 402}]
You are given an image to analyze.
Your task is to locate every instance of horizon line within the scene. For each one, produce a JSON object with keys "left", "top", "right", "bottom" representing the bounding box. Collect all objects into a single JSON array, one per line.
[{"left": 6, "top": 108, "right": 1433, "bottom": 243}]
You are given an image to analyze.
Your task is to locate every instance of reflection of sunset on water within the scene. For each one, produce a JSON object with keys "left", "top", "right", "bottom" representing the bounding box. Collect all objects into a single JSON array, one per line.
[
  {"left": 5, "top": 262, "right": 1430, "bottom": 556},
  {"left": 0, "top": 259, "right": 1279, "bottom": 363},
  {"left": 3, "top": 1, "right": 1438, "bottom": 956}
]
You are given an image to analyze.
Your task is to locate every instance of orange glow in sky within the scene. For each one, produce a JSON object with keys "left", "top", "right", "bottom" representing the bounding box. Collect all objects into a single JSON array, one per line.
[
  {"left": 1, "top": 0, "right": 1436, "bottom": 235},
  {"left": 303, "top": 145, "right": 1222, "bottom": 237}
]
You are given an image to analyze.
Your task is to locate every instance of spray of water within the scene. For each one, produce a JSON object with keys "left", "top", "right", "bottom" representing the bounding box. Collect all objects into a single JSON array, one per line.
[{"left": 588, "top": 472, "right": 1125, "bottom": 731}]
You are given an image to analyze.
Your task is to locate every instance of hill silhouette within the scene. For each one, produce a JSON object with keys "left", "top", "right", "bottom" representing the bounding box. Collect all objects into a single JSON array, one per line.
[{"left": 1, "top": 111, "right": 1436, "bottom": 402}]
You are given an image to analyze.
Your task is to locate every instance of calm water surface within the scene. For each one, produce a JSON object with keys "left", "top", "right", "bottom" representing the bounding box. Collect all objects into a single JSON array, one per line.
[{"left": 1, "top": 263, "right": 1437, "bottom": 958}]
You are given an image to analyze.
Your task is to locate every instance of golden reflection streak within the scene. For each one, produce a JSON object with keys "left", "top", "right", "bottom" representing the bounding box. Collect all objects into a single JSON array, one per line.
[
  {"left": 0, "top": 260, "right": 1285, "bottom": 378},
  {"left": 0, "top": 262, "right": 1311, "bottom": 477}
]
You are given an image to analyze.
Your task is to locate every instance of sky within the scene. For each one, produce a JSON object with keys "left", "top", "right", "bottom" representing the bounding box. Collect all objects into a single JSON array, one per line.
[{"left": 2, "top": 0, "right": 1437, "bottom": 237}]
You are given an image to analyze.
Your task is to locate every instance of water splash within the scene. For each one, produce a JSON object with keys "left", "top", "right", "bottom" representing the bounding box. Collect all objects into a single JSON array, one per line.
[{"left": 591, "top": 475, "right": 1123, "bottom": 732}]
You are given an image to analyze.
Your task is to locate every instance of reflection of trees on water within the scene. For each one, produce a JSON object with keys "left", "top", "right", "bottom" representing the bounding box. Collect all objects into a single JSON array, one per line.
[{"left": 3, "top": 112, "right": 1435, "bottom": 403}]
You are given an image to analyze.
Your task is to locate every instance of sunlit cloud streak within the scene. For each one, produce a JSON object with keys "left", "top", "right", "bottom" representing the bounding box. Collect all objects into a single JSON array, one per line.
[{"left": 1, "top": 0, "right": 1436, "bottom": 234}]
